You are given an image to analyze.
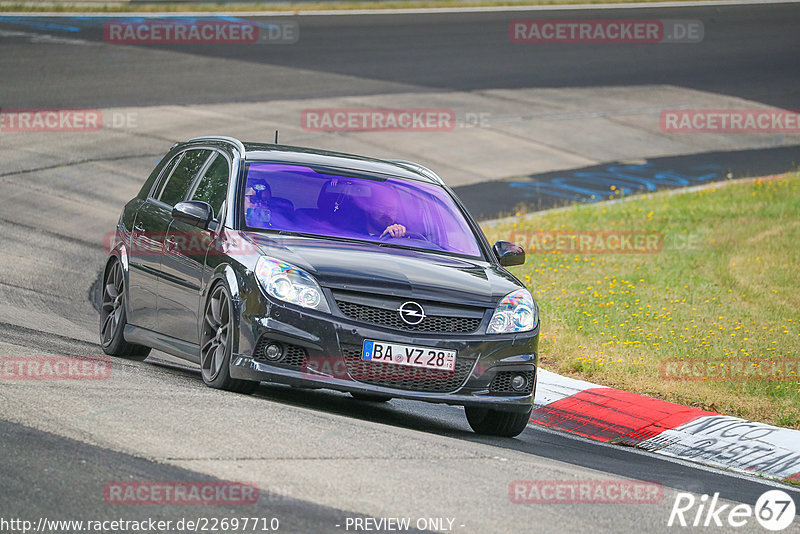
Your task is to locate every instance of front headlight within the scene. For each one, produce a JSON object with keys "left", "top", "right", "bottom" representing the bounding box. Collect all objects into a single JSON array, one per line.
[
  {"left": 487, "top": 288, "right": 538, "bottom": 334},
  {"left": 254, "top": 256, "right": 330, "bottom": 313}
]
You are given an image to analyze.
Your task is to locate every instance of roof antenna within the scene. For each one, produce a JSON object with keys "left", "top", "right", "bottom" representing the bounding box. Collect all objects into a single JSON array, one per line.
[{"left": 274, "top": 130, "right": 279, "bottom": 144}]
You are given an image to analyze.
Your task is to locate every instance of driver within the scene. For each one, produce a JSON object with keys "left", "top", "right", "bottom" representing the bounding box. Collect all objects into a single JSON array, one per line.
[{"left": 363, "top": 185, "right": 406, "bottom": 238}]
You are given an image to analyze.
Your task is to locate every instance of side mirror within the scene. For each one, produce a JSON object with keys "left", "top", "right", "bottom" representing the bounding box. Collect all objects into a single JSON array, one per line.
[
  {"left": 172, "top": 201, "right": 213, "bottom": 229},
  {"left": 493, "top": 240, "right": 525, "bottom": 267}
]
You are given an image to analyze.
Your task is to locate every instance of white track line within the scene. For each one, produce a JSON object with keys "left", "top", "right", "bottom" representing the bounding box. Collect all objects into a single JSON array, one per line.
[{"left": 3, "top": 0, "right": 799, "bottom": 17}]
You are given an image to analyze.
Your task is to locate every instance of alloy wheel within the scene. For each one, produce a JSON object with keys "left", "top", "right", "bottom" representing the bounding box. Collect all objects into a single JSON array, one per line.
[
  {"left": 200, "top": 284, "right": 232, "bottom": 382},
  {"left": 100, "top": 261, "right": 125, "bottom": 348}
]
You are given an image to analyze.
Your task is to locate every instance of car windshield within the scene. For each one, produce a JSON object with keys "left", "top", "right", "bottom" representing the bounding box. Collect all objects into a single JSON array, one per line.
[{"left": 241, "top": 162, "right": 482, "bottom": 257}]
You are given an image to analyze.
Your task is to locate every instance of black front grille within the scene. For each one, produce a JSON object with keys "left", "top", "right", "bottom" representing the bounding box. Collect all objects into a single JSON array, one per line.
[
  {"left": 489, "top": 371, "right": 535, "bottom": 394},
  {"left": 335, "top": 300, "right": 482, "bottom": 334},
  {"left": 341, "top": 345, "right": 474, "bottom": 393},
  {"left": 253, "top": 337, "right": 308, "bottom": 369}
]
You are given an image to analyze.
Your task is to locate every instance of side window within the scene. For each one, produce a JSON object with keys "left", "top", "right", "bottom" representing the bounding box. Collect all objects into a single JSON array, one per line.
[
  {"left": 158, "top": 149, "right": 212, "bottom": 206},
  {"left": 190, "top": 153, "right": 230, "bottom": 219},
  {"left": 148, "top": 153, "right": 182, "bottom": 199}
]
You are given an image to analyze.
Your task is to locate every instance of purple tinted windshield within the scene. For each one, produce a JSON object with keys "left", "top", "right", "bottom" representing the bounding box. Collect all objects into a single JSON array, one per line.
[{"left": 242, "top": 162, "right": 482, "bottom": 257}]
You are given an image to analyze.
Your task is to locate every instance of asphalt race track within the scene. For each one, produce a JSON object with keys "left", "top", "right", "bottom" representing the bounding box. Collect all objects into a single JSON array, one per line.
[
  {"left": 1, "top": 3, "right": 798, "bottom": 108},
  {"left": 1, "top": 2, "right": 800, "bottom": 533}
]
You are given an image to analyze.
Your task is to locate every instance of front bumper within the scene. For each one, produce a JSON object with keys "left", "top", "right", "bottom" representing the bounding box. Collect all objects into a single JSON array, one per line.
[{"left": 230, "top": 293, "right": 539, "bottom": 413}]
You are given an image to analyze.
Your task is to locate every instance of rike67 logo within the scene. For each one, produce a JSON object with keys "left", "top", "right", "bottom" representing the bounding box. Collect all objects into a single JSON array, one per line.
[{"left": 668, "top": 490, "right": 796, "bottom": 531}]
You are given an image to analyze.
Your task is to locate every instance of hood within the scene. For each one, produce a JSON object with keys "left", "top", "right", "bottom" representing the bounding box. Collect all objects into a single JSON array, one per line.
[{"left": 242, "top": 233, "right": 522, "bottom": 307}]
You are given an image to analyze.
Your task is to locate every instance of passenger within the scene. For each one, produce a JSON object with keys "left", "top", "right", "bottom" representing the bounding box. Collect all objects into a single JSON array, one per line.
[{"left": 244, "top": 181, "right": 272, "bottom": 227}]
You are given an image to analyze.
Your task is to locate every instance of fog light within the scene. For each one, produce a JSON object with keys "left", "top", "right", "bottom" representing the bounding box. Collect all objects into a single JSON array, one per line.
[
  {"left": 265, "top": 343, "right": 283, "bottom": 361},
  {"left": 511, "top": 374, "right": 527, "bottom": 391}
]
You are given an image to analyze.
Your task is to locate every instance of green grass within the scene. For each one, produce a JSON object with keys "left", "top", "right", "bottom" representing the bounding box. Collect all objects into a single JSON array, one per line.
[
  {"left": 482, "top": 173, "right": 800, "bottom": 428},
  {"left": 0, "top": 0, "right": 715, "bottom": 13}
]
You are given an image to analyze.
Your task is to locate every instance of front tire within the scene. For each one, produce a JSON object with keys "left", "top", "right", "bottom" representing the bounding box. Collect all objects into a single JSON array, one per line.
[
  {"left": 465, "top": 405, "right": 532, "bottom": 437},
  {"left": 100, "top": 259, "right": 150, "bottom": 361},
  {"left": 200, "top": 283, "right": 257, "bottom": 395}
]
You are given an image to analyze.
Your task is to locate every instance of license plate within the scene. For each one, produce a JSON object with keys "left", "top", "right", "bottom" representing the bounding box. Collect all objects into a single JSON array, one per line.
[{"left": 362, "top": 340, "right": 456, "bottom": 371}]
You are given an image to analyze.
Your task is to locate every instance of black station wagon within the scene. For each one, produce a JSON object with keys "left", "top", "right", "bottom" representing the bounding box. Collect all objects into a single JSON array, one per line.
[{"left": 101, "top": 136, "right": 539, "bottom": 436}]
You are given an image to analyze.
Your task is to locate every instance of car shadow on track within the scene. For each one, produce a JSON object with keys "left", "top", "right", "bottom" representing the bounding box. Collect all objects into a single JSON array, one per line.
[{"left": 147, "top": 353, "right": 473, "bottom": 434}]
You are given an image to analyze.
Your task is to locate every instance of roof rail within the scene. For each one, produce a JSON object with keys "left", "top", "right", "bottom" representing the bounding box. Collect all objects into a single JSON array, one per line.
[
  {"left": 188, "top": 136, "right": 246, "bottom": 156},
  {"left": 389, "top": 159, "right": 445, "bottom": 186}
]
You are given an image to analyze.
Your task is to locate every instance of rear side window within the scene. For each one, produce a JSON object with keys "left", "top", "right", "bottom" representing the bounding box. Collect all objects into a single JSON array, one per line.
[
  {"left": 147, "top": 153, "right": 182, "bottom": 199},
  {"left": 190, "top": 153, "right": 230, "bottom": 219},
  {"left": 158, "top": 149, "right": 212, "bottom": 206},
  {"left": 138, "top": 154, "right": 171, "bottom": 199}
]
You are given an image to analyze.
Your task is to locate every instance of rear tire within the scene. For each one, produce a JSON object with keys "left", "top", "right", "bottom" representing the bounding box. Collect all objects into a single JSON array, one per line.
[
  {"left": 199, "top": 283, "right": 257, "bottom": 395},
  {"left": 100, "top": 259, "right": 150, "bottom": 361},
  {"left": 465, "top": 405, "right": 532, "bottom": 437},
  {"left": 350, "top": 392, "right": 392, "bottom": 403}
]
